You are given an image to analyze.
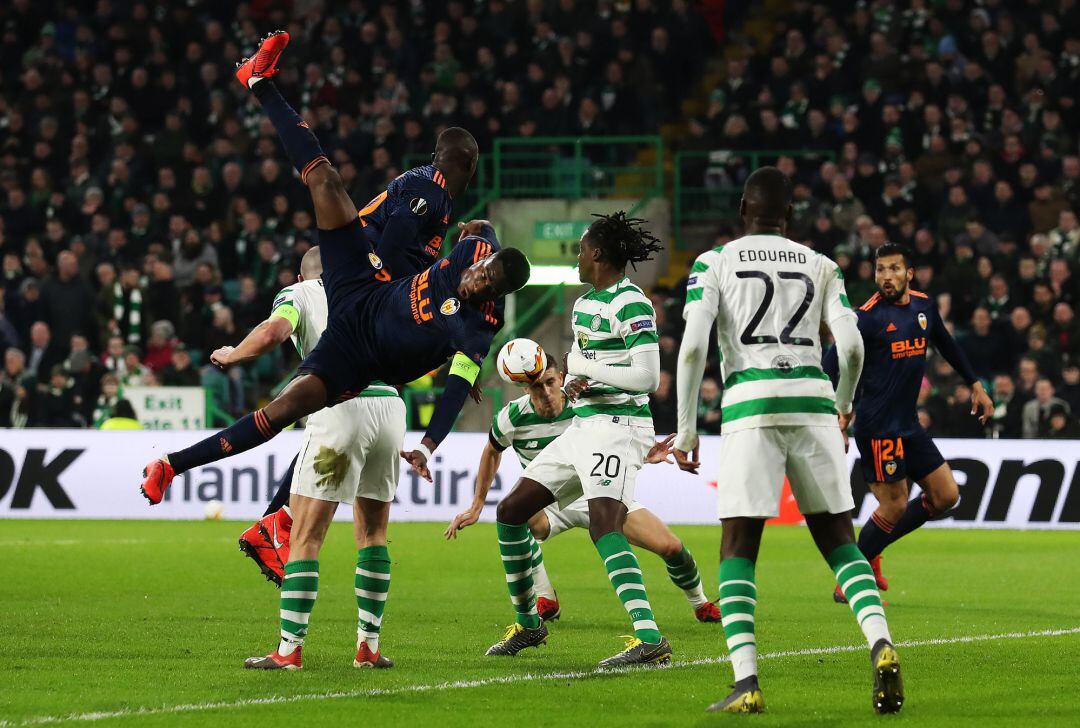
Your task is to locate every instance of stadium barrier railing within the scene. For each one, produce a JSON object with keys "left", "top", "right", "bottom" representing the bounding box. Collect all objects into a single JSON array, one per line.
[{"left": 673, "top": 148, "right": 837, "bottom": 249}]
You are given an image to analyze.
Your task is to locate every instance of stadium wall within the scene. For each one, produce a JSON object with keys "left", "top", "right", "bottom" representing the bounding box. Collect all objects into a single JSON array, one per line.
[{"left": 2, "top": 432, "right": 1079, "bottom": 529}]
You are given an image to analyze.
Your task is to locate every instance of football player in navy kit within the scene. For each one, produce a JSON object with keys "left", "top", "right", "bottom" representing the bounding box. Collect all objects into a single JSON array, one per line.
[{"left": 824, "top": 243, "right": 993, "bottom": 601}]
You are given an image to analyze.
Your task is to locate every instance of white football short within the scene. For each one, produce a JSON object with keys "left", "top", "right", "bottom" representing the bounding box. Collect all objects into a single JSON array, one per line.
[
  {"left": 292, "top": 396, "right": 406, "bottom": 504},
  {"left": 522, "top": 416, "right": 653, "bottom": 510},
  {"left": 715, "top": 425, "right": 853, "bottom": 519},
  {"left": 542, "top": 497, "right": 645, "bottom": 540}
]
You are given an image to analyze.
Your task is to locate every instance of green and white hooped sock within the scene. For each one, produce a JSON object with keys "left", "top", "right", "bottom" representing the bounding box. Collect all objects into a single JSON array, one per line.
[
  {"left": 278, "top": 559, "right": 319, "bottom": 656},
  {"left": 355, "top": 545, "right": 391, "bottom": 653},
  {"left": 529, "top": 534, "right": 557, "bottom": 601},
  {"left": 719, "top": 557, "right": 758, "bottom": 681},
  {"left": 664, "top": 546, "right": 709, "bottom": 608},
  {"left": 828, "top": 543, "right": 892, "bottom": 647},
  {"left": 596, "top": 531, "right": 662, "bottom": 644},
  {"left": 497, "top": 521, "right": 540, "bottom": 628}
]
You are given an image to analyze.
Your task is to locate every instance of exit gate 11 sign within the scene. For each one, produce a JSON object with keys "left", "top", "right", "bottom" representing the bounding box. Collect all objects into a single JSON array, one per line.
[{"left": 531, "top": 221, "right": 589, "bottom": 265}]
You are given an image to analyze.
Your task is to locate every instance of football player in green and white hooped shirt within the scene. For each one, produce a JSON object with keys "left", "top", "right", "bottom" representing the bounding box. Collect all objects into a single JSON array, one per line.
[
  {"left": 210, "top": 247, "right": 404, "bottom": 670},
  {"left": 673, "top": 167, "right": 904, "bottom": 715},
  {"left": 485, "top": 212, "right": 674, "bottom": 669},
  {"left": 445, "top": 361, "right": 723, "bottom": 624}
]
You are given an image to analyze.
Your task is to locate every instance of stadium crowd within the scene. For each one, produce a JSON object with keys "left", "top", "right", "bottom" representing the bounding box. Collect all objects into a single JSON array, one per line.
[
  {"left": 0, "top": 0, "right": 716, "bottom": 427},
  {"left": 0, "top": 0, "right": 1078, "bottom": 441},
  {"left": 648, "top": 0, "right": 1080, "bottom": 439}
]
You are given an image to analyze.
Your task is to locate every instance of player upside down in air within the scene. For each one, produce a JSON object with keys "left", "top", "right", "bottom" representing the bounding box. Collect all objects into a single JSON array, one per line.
[
  {"left": 674, "top": 167, "right": 903, "bottom": 714},
  {"left": 823, "top": 243, "right": 993, "bottom": 603},
  {"left": 138, "top": 31, "right": 530, "bottom": 669},
  {"left": 485, "top": 213, "right": 674, "bottom": 669},
  {"left": 229, "top": 32, "right": 483, "bottom": 585},
  {"left": 445, "top": 361, "right": 723, "bottom": 623}
]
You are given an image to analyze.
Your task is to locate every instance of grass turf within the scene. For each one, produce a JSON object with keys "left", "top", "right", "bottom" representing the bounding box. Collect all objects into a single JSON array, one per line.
[{"left": 1, "top": 520, "right": 1078, "bottom": 727}]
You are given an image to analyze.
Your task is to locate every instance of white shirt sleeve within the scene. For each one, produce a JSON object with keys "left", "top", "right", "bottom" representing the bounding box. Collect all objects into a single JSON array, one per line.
[
  {"left": 567, "top": 347, "right": 660, "bottom": 392},
  {"left": 675, "top": 252, "right": 720, "bottom": 451},
  {"left": 829, "top": 313, "right": 864, "bottom": 414}
]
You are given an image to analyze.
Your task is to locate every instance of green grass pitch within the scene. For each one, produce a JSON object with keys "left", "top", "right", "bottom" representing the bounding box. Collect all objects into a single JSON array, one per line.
[{"left": 2, "top": 520, "right": 1079, "bottom": 726}]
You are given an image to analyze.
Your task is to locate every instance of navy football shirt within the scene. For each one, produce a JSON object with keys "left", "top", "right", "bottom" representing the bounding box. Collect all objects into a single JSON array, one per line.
[
  {"left": 357, "top": 164, "right": 454, "bottom": 276},
  {"left": 355, "top": 227, "right": 503, "bottom": 384},
  {"left": 823, "top": 289, "right": 978, "bottom": 437}
]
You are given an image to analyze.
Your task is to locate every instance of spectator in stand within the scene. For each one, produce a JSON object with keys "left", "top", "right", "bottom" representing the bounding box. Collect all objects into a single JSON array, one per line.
[
  {"left": 143, "top": 321, "right": 176, "bottom": 373},
  {"left": 24, "top": 321, "right": 65, "bottom": 383},
  {"left": 29, "top": 365, "right": 82, "bottom": 428},
  {"left": 92, "top": 372, "right": 121, "bottom": 428},
  {"left": 991, "top": 374, "right": 1026, "bottom": 439},
  {"left": 41, "top": 251, "right": 97, "bottom": 345},
  {"left": 1048, "top": 210, "right": 1080, "bottom": 260},
  {"left": 161, "top": 344, "right": 201, "bottom": 388},
  {"left": 959, "top": 308, "right": 1008, "bottom": 380},
  {"left": 1058, "top": 363, "right": 1080, "bottom": 413},
  {"left": 0, "top": 347, "right": 31, "bottom": 428},
  {"left": 120, "top": 346, "right": 149, "bottom": 388},
  {"left": 1046, "top": 404, "right": 1080, "bottom": 439},
  {"left": 649, "top": 370, "right": 677, "bottom": 435},
  {"left": 99, "top": 399, "right": 143, "bottom": 430},
  {"left": 697, "top": 377, "right": 723, "bottom": 435},
  {"left": 1022, "top": 379, "right": 1071, "bottom": 438}
]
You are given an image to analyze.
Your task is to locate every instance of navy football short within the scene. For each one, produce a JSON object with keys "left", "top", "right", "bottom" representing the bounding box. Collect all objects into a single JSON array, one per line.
[
  {"left": 298, "top": 219, "right": 386, "bottom": 404},
  {"left": 854, "top": 429, "right": 945, "bottom": 485}
]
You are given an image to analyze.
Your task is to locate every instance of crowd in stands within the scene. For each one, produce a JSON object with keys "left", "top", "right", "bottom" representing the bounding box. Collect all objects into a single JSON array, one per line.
[
  {"left": 0, "top": 0, "right": 715, "bottom": 428},
  {"left": 649, "top": 0, "right": 1080, "bottom": 439},
  {"left": 3, "top": 0, "right": 1080, "bottom": 441}
]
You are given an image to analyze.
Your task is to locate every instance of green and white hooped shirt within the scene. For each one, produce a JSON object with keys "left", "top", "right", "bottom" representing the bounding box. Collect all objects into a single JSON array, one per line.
[
  {"left": 270, "top": 280, "right": 397, "bottom": 398},
  {"left": 682, "top": 236, "right": 855, "bottom": 432},
  {"left": 569, "top": 276, "right": 658, "bottom": 427},
  {"left": 490, "top": 394, "right": 576, "bottom": 467}
]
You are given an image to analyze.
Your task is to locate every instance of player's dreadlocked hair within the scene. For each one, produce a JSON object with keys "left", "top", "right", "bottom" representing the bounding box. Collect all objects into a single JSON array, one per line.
[{"left": 586, "top": 211, "right": 664, "bottom": 271}]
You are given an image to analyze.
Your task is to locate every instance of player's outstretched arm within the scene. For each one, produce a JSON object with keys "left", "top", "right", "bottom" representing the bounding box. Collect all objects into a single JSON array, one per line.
[
  {"left": 928, "top": 307, "right": 994, "bottom": 423},
  {"left": 402, "top": 354, "right": 481, "bottom": 481},
  {"left": 673, "top": 306, "right": 712, "bottom": 473},
  {"left": 445, "top": 440, "right": 503, "bottom": 539},
  {"left": 210, "top": 316, "right": 293, "bottom": 369},
  {"left": 566, "top": 346, "right": 660, "bottom": 396}
]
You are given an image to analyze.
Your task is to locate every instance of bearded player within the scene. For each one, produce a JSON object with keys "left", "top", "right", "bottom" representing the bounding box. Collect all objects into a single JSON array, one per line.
[
  {"left": 823, "top": 243, "right": 993, "bottom": 602},
  {"left": 446, "top": 362, "right": 722, "bottom": 623}
]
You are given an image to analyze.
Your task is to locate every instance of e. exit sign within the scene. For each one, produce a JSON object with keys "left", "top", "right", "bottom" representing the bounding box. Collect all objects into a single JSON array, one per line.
[{"left": 530, "top": 220, "right": 588, "bottom": 264}]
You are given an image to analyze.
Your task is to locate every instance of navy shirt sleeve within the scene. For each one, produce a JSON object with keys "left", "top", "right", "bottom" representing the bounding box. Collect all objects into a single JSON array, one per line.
[{"left": 928, "top": 301, "right": 979, "bottom": 385}]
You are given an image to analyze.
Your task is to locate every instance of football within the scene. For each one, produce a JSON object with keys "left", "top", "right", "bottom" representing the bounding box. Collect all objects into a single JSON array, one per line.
[
  {"left": 203, "top": 499, "right": 225, "bottom": 520},
  {"left": 497, "top": 338, "right": 548, "bottom": 384}
]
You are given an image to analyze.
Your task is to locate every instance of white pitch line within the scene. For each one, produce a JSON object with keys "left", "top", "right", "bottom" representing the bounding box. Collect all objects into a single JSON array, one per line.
[
  {"left": 7, "top": 626, "right": 1079, "bottom": 727},
  {"left": 0, "top": 539, "right": 149, "bottom": 547}
]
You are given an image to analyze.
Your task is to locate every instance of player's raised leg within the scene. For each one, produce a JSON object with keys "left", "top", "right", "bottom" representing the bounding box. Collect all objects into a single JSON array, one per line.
[
  {"left": 485, "top": 479, "right": 555, "bottom": 656},
  {"left": 139, "top": 372, "right": 327, "bottom": 504},
  {"left": 236, "top": 32, "right": 355, "bottom": 231},
  {"left": 353, "top": 497, "right": 394, "bottom": 668},
  {"left": 623, "top": 507, "right": 720, "bottom": 622},
  {"left": 244, "top": 494, "right": 337, "bottom": 670}
]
